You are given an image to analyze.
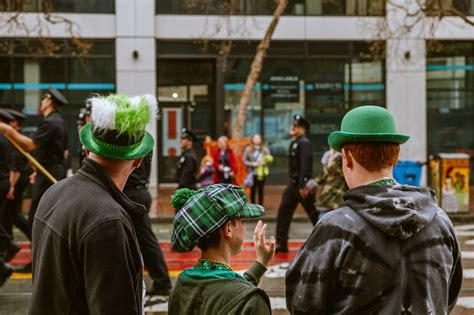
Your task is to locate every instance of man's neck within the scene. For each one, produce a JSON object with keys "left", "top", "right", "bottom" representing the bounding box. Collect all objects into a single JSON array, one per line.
[
  {"left": 292, "top": 133, "right": 304, "bottom": 140},
  {"left": 43, "top": 108, "right": 57, "bottom": 117},
  {"left": 201, "top": 247, "right": 231, "bottom": 266},
  {"left": 353, "top": 169, "right": 394, "bottom": 188},
  {"left": 89, "top": 156, "right": 131, "bottom": 191}
]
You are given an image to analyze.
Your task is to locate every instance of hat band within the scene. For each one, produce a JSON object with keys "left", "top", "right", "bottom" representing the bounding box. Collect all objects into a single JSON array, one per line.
[
  {"left": 91, "top": 135, "right": 142, "bottom": 153},
  {"left": 92, "top": 125, "right": 144, "bottom": 147}
]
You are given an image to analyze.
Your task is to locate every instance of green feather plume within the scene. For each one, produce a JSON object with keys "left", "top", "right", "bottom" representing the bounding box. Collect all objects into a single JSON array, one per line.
[
  {"left": 171, "top": 188, "right": 197, "bottom": 211},
  {"left": 106, "top": 94, "right": 152, "bottom": 140}
]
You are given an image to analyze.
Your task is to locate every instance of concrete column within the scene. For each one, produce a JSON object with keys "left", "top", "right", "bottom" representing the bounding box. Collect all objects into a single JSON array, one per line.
[
  {"left": 385, "top": 0, "right": 427, "bottom": 185},
  {"left": 115, "top": 0, "right": 158, "bottom": 187},
  {"left": 24, "top": 59, "right": 40, "bottom": 113}
]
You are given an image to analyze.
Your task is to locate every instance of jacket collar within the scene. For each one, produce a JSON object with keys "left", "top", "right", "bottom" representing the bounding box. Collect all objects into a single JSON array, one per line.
[{"left": 79, "top": 158, "right": 146, "bottom": 222}]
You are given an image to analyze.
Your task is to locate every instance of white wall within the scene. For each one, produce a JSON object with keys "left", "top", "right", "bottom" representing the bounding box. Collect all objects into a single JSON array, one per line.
[
  {"left": 116, "top": 0, "right": 158, "bottom": 187},
  {"left": 0, "top": 13, "right": 115, "bottom": 38}
]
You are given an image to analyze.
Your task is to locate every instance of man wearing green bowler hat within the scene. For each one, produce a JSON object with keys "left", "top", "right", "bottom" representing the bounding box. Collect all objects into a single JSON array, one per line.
[
  {"left": 29, "top": 94, "right": 158, "bottom": 314},
  {"left": 286, "top": 106, "right": 462, "bottom": 314}
]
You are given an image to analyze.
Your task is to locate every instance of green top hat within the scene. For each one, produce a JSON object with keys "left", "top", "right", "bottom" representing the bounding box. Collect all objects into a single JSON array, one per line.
[
  {"left": 80, "top": 93, "right": 158, "bottom": 160},
  {"left": 328, "top": 105, "right": 410, "bottom": 152}
]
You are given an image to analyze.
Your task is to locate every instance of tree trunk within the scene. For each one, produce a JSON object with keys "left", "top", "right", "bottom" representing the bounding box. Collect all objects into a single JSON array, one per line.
[{"left": 232, "top": 0, "right": 288, "bottom": 139}]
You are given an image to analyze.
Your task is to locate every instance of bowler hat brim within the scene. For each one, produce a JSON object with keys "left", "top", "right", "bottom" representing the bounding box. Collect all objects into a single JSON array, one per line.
[{"left": 328, "top": 131, "right": 410, "bottom": 152}]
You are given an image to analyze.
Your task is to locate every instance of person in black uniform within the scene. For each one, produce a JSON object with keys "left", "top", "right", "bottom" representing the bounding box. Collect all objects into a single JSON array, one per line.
[
  {"left": 3, "top": 109, "right": 31, "bottom": 241},
  {"left": 275, "top": 115, "right": 318, "bottom": 253},
  {"left": 0, "top": 87, "right": 68, "bottom": 233},
  {"left": 76, "top": 101, "right": 92, "bottom": 166},
  {"left": 0, "top": 109, "right": 15, "bottom": 286},
  {"left": 123, "top": 152, "right": 172, "bottom": 296},
  {"left": 176, "top": 128, "right": 198, "bottom": 190}
]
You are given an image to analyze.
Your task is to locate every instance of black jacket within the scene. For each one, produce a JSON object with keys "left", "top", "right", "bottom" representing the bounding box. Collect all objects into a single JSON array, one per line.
[
  {"left": 30, "top": 158, "right": 146, "bottom": 315},
  {"left": 289, "top": 135, "right": 313, "bottom": 188},
  {"left": 176, "top": 148, "right": 198, "bottom": 189},
  {"left": 286, "top": 185, "right": 462, "bottom": 314},
  {"left": 32, "top": 111, "right": 68, "bottom": 165}
]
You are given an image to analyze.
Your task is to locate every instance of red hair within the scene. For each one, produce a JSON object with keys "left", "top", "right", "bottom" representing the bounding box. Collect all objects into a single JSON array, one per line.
[{"left": 342, "top": 142, "right": 400, "bottom": 172}]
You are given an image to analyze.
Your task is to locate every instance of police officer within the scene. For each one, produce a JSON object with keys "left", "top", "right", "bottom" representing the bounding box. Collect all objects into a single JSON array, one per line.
[
  {"left": 123, "top": 152, "right": 172, "bottom": 296},
  {"left": 0, "top": 87, "right": 68, "bottom": 233},
  {"left": 176, "top": 128, "right": 198, "bottom": 190},
  {"left": 275, "top": 115, "right": 318, "bottom": 253},
  {"left": 76, "top": 101, "right": 92, "bottom": 165},
  {"left": 3, "top": 110, "right": 31, "bottom": 242},
  {"left": 0, "top": 109, "right": 15, "bottom": 286}
]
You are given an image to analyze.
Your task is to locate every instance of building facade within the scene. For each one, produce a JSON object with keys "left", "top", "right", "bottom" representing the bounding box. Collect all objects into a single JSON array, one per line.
[{"left": 0, "top": 0, "right": 473, "bottom": 186}]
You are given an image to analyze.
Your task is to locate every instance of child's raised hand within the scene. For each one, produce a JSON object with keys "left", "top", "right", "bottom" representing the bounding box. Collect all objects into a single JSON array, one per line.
[{"left": 253, "top": 220, "right": 275, "bottom": 267}]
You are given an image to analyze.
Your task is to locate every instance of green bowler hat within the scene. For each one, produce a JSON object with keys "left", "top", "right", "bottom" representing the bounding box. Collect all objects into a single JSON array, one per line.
[
  {"left": 80, "top": 93, "right": 157, "bottom": 160},
  {"left": 328, "top": 105, "right": 410, "bottom": 152}
]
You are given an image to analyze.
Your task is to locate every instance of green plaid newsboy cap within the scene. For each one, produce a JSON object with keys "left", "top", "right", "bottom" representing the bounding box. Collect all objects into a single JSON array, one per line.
[{"left": 171, "top": 184, "right": 264, "bottom": 252}]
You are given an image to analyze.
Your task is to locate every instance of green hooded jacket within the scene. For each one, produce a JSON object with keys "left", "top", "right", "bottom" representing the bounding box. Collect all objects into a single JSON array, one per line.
[{"left": 168, "top": 261, "right": 271, "bottom": 315}]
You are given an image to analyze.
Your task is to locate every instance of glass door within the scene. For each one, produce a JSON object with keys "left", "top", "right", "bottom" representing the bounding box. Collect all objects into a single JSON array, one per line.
[{"left": 157, "top": 59, "right": 215, "bottom": 183}]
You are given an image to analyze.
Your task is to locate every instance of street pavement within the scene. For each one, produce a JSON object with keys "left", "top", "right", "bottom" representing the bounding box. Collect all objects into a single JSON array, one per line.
[{"left": 3, "top": 221, "right": 474, "bottom": 314}]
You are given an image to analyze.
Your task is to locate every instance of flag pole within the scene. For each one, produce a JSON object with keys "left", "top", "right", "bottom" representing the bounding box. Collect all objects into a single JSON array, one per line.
[{"left": 5, "top": 134, "right": 58, "bottom": 184}]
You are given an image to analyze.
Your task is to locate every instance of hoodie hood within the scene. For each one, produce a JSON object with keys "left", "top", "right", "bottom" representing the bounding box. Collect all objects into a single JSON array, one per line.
[{"left": 344, "top": 184, "right": 439, "bottom": 240}]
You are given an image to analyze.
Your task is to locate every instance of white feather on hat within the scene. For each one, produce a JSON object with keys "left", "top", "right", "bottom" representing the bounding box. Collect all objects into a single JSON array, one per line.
[{"left": 90, "top": 97, "right": 116, "bottom": 130}]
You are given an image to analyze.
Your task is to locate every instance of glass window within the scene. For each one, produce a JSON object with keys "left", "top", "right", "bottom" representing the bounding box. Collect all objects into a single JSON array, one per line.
[
  {"left": 158, "top": 40, "right": 385, "bottom": 184},
  {"left": 156, "top": 0, "right": 384, "bottom": 15},
  {"left": 0, "top": 57, "right": 11, "bottom": 106},
  {"left": 427, "top": 41, "right": 474, "bottom": 182},
  {"left": 305, "top": 58, "right": 351, "bottom": 170},
  {"left": 0, "top": 0, "right": 114, "bottom": 13}
]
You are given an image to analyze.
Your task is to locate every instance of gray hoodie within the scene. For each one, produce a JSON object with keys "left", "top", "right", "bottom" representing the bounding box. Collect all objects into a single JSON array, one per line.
[{"left": 286, "top": 184, "right": 463, "bottom": 314}]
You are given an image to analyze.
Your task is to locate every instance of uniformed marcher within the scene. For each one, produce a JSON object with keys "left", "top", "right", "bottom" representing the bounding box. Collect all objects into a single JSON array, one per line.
[
  {"left": 0, "top": 109, "right": 15, "bottom": 286},
  {"left": 275, "top": 115, "right": 318, "bottom": 253},
  {"left": 3, "top": 109, "right": 31, "bottom": 242},
  {"left": 176, "top": 128, "right": 198, "bottom": 190},
  {"left": 29, "top": 93, "right": 157, "bottom": 314},
  {"left": 123, "top": 152, "right": 172, "bottom": 296},
  {"left": 76, "top": 101, "right": 92, "bottom": 165},
  {"left": 0, "top": 87, "right": 68, "bottom": 233}
]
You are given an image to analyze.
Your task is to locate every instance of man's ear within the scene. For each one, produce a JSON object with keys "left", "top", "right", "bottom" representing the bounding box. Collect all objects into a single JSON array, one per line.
[
  {"left": 341, "top": 148, "right": 353, "bottom": 169},
  {"left": 85, "top": 149, "right": 90, "bottom": 157},
  {"left": 222, "top": 221, "right": 233, "bottom": 239},
  {"left": 132, "top": 157, "right": 144, "bottom": 168}
]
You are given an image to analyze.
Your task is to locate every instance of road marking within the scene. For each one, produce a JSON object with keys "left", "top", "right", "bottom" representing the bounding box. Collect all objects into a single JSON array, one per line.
[
  {"left": 455, "top": 225, "right": 474, "bottom": 231},
  {"left": 462, "top": 252, "right": 474, "bottom": 259},
  {"left": 463, "top": 269, "right": 474, "bottom": 278},
  {"left": 454, "top": 231, "right": 474, "bottom": 236},
  {"left": 144, "top": 297, "right": 289, "bottom": 312},
  {"left": 456, "top": 297, "right": 474, "bottom": 309}
]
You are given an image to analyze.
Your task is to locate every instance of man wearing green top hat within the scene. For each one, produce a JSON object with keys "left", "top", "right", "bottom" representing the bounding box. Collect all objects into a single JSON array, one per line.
[
  {"left": 29, "top": 93, "right": 158, "bottom": 314},
  {"left": 169, "top": 184, "right": 275, "bottom": 314},
  {"left": 286, "top": 106, "right": 462, "bottom": 314}
]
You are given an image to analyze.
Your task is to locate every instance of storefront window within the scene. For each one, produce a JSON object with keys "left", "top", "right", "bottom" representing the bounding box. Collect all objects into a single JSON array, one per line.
[
  {"left": 156, "top": 40, "right": 385, "bottom": 184},
  {"left": 0, "top": 39, "right": 115, "bottom": 169},
  {"left": 427, "top": 41, "right": 474, "bottom": 182},
  {"left": 156, "top": 0, "right": 384, "bottom": 15},
  {"left": 218, "top": 42, "right": 385, "bottom": 183},
  {"left": 0, "top": 0, "right": 114, "bottom": 13}
]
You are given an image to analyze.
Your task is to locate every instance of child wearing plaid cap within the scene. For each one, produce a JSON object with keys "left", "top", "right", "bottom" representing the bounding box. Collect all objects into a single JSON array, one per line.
[{"left": 168, "top": 184, "right": 275, "bottom": 314}]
